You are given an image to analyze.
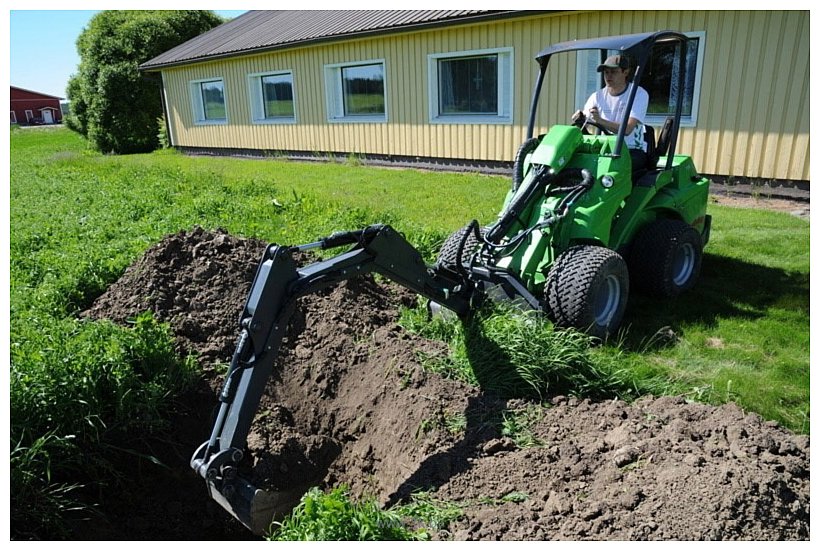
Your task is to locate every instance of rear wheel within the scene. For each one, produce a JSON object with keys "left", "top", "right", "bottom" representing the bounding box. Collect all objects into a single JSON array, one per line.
[
  {"left": 629, "top": 219, "right": 703, "bottom": 298},
  {"left": 546, "top": 245, "right": 629, "bottom": 340}
]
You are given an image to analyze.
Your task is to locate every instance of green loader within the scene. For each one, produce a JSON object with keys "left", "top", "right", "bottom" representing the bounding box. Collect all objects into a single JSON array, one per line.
[{"left": 436, "top": 29, "right": 711, "bottom": 338}]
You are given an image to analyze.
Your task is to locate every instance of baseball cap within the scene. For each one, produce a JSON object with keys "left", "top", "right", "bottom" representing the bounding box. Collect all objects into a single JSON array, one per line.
[{"left": 596, "top": 54, "right": 630, "bottom": 72}]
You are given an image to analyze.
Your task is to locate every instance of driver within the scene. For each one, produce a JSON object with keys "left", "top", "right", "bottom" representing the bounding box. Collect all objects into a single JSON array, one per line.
[{"left": 572, "top": 54, "right": 649, "bottom": 172}]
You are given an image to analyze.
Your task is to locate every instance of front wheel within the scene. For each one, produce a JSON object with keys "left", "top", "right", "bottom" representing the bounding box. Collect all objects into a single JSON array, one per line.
[
  {"left": 546, "top": 245, "right": 629, "bottom": 340},
  {"left": 436, "top": 224, "right": 484, "bottom": 274}
]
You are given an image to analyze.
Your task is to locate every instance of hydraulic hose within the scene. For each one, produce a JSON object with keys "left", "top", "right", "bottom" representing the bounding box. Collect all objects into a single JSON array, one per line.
[
  {"left": 485, "top": 164, "right": 553, "bottom": 244},
  {"left": 483, "top": 167, "right": 594, "bottom": 253}
]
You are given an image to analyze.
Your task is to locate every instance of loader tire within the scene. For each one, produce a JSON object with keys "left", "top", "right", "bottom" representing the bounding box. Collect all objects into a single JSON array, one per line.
[
  {"left": 437, "top": 224, "right": 483, "bottom": 274},
  {"left": 628, "top": 219, "right": 703, "bottom": 298},
  {"left": 546, "top": 245, "right": 629, "bottom": 340}
]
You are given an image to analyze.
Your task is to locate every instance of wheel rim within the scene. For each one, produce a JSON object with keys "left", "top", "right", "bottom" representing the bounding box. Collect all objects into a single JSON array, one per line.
[
  {"left": 672, "top": 243, "right": 696, "bottom": 286},
  {"left": 594, "top": 274, "right": 622, "bottom": 326}
]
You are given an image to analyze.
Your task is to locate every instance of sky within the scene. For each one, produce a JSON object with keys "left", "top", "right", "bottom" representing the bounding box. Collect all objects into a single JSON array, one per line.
[{"left": 8, "top": 9, "right": 249, "bottom": 99}]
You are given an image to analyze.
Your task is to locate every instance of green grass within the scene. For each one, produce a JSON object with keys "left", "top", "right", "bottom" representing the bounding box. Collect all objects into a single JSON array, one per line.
[
  {"left": 269, "top": 486, "right": 425, "bottom": 541},
  {"left": 400, "top": 302, "right": 655, "bottom": 400},
  {"left": 617, "top": 202, "right": 810, "bottom": 431},
  {"left": 9, "top": 126, "right": 810, "bottom": 538}
]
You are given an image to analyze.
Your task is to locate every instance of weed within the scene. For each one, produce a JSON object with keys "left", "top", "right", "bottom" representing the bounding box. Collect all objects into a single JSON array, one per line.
[
  {"left": 401, "top": 302, "right": 646, "bottom": 401},
  {"left": 396, "top": 491, "right": 464, "bottom": 532},
  {"left": 443, "top": 411, "right": 468, "bottom": 436},
  {"left": 501, "top": 403, "right": 546, "bottom": 448},
  {"left": 346, "top": 152, "right": 364, "bottom": 166},
  {"left": 269, "top": 486, "right": 424, "bottom": 541}
]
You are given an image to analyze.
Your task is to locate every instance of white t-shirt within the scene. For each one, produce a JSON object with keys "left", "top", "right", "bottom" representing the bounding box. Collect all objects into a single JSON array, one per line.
[{"left": 583, "top": 83, "right": 649, "bottom": 152}]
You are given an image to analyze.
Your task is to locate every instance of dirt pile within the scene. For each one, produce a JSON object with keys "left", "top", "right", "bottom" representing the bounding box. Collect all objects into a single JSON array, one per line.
[{"left": 84, "top": 228, "right": 809, "bottom": 540}]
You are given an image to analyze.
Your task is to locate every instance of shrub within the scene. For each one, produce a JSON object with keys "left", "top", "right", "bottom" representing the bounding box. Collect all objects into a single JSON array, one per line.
[{"left": 67, "top": 10, "right": 223, "bottom": 154}]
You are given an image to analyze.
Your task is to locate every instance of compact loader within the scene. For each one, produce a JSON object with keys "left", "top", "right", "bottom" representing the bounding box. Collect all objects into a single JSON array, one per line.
[{"left": 192, "top": 31, "right": 711, "bottom": 533}]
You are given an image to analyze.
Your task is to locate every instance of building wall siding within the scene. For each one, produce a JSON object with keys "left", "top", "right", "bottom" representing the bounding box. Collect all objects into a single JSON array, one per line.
[{"left": 160, "top": 10, "right": 809, "bottom": 181}]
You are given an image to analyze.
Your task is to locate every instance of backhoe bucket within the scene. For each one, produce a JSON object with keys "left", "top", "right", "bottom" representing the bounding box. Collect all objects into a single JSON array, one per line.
[{"left": 207, "top": 476, "right": 310, "bottom": 535}]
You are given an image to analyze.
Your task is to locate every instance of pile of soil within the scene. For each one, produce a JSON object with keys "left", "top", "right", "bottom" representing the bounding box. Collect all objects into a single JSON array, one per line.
[{"left": 82, "top": 227, "right": 810, "bottom": 540}]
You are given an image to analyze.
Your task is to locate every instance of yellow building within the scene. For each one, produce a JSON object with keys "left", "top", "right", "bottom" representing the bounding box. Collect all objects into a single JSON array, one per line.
[{"left": 141, "top": 10, "right": 809, "bottom": 183}]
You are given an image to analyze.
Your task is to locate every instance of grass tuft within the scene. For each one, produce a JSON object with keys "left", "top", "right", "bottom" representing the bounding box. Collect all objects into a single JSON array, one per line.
[
  {"left": 401, "top": 302, "right": 653, "bottom": 401},
  {"left": 269, "top": 486, "right": 425, "bottom": 541}
]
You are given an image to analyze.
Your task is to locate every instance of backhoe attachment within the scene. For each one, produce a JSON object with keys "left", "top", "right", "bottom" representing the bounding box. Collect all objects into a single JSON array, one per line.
[{"left": 190, "top": 224, "right": 473, "bottom": 534}]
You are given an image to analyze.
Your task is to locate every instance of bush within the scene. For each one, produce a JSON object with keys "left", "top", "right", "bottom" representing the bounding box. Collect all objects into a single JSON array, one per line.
[
  {"left": 67, "top": 11, "right": 223, "bottom": 154},
  {"left": 157, "top": 116, "right": 170, "bottom": 149}
]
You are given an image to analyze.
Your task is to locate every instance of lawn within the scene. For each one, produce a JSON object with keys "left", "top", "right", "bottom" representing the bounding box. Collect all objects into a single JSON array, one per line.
[
  {"left": 8, "top": 126, "right": 810, "bottom": 536},
  {"left": 10, "top": 126, "right": 809, "bottom": 428}
]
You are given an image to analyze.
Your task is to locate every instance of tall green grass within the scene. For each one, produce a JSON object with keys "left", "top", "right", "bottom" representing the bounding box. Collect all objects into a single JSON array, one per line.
[
  {"left": 9, "top": 127, "right": 810, "bottom": 537},
  {"left": 400, "top": 302, "right": 660, "bottom": 400}
]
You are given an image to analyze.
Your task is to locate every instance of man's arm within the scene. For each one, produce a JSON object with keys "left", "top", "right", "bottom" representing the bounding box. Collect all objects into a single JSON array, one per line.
[{"left": 588, "top": 108, "right": 639, "bottom": 134}]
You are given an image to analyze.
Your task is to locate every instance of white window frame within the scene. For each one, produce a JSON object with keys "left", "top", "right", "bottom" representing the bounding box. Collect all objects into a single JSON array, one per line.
[
  {"left": 11, "top": 111, "right": 17, "bottom": 124},
  {"left": 428, "top": 47, "right": 514, "bottom": 125},
  {"left": 189, "top": 77, "right": 228, "bottom": 125},
  {"left": 324, "top": 59, "right": 387, "bottom": 123},
  {"left": 574, "top": 31, "right": 706, "bottom": 128},
  {"left": 25, "top": 109, "right": 33, "bottom": 122},
  {"left": 247, "top": 70, "right": 297, "bottom": 124}
]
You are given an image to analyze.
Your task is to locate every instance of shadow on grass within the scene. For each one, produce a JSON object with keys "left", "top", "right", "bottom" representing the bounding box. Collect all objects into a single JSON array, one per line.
[{"left": 618, "top": 252, "right": 809, "bottom": 351}]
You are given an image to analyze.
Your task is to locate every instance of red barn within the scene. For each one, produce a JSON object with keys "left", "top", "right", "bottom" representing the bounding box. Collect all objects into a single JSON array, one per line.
[{"left": 11, "top": 86, "right": 63, "bottom": 125}]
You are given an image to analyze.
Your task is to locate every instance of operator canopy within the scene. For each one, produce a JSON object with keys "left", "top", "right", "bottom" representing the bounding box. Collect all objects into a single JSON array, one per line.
[{"left": 534, "top": 30, "right": 690, "bottom": 67}]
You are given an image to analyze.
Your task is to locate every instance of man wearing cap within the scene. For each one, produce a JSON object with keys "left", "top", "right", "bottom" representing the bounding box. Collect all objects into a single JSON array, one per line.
[{"left": 572, "top": 54, "right": 649, "bottom": 173}]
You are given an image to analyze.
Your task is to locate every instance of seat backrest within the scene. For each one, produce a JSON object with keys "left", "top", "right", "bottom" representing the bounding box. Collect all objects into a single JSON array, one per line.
[
  {"left": 643, "top": 124, "right": 657, "bottom": 168},
  {"left": 655, "top": 116, "right": 674, "bottom": 159}
]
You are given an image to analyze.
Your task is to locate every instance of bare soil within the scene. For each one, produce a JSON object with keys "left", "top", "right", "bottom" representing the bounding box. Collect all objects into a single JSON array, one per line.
[
  {"left": 81, "top": 226, "right": 809, "bottom": 541},
  {"left": 709, "top": 193, "right": 810, "bottom": 220}
]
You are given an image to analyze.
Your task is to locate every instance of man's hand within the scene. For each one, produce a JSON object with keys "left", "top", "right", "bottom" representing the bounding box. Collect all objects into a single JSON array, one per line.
[{"left": 588, "top": 106, "right": 600, "bottom": 123}]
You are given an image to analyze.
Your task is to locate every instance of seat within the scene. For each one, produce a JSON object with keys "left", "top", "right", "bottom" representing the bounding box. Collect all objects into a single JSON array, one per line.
[
  {"left": 654, "top": 116, "right": 674, "bottom": 164},
  {"left": 633, "top": 117, "right": 674, "bottom": 186},
  {"left": 644, "top": 124, "right": 657, "bottom": 165}
]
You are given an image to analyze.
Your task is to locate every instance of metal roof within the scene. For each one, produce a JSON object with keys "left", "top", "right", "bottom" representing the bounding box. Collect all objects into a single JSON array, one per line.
[{"left": 140, "top": 10, "right": 530, "bottom": 70}]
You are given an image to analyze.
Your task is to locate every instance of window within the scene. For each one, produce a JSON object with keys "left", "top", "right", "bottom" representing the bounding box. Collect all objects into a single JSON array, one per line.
[
  {"left": 25, "top": 109, "right": 33, "bottom": 122},
  {"left": 324, "top": 60, "right": 386, "bottom": 122},
  {"left": 428, "top": 48, "right": 514, "bottom": 124},
  {"left": 574, "top": 32, "right": 706, "bottom": 127},
  {"left": 642, "top": 32, "right": 706, "bottom": 126},
  {"left": 248, "top": 71, "right": 296, "bottom": 123},
  {"left": 11, "top": 111, "right": 17, "bottom": 124},
  {"left": 190, "top": 78, "right": 227, "bottom": 124}
]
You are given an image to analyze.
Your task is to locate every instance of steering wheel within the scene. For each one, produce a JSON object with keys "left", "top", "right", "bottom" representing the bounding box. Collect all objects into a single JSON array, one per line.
[
  {"left": 583, "top": 120, "right": 613, "bottom": 135},
  {"left": 572, "top": 113, "right": 613, "bottom": 135}
]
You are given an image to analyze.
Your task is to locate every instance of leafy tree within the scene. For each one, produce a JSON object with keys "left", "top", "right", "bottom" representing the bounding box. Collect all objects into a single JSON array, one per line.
[{"left": 65, "top": 10, "right": 223, "bottom": 154}]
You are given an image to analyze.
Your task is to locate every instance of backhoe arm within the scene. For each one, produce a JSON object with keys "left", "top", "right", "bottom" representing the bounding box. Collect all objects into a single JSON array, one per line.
[{"left": 191, "top": 224, "right": 472, "bottom": 533}]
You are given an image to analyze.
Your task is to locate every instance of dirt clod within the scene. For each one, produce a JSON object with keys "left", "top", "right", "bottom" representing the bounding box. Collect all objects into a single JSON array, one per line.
[{"left": 83, "top": 227, "right": 810, "bottom": 540}]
